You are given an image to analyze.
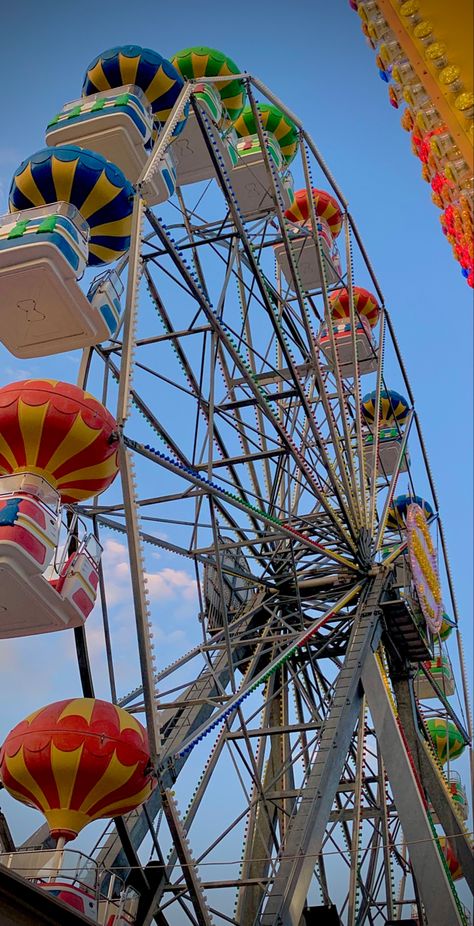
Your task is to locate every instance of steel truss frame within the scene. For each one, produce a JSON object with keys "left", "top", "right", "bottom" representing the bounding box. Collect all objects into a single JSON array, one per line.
[{"left": 14, "top": 73, "right": 473, "bottom": 926}]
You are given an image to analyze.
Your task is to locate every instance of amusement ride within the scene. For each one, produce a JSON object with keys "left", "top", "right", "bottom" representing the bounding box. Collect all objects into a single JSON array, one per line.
[
  {"left": 351, "top": 0, "right": 473, "bottom": 286},
  {"left": 0, "top": 26, "right": 472, "bottom": 926}
]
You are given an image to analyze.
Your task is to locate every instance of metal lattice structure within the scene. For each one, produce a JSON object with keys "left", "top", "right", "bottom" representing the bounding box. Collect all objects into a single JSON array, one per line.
[{"left": 1, "top": 69, "right": 473, "bottom": 926}]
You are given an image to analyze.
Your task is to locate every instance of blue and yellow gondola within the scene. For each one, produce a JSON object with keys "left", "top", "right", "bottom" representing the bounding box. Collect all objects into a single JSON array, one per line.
[
  {"left": 386, "top": 494, "right": 434, "bottom": 531},
  {"left": 362, "top": 389, "right": 410, "bottom": 428},
  {"left": 82, "top": 45, "right": 187, "bottom": 136},
  {"left": 9, "top": 146, "right": 134, "bottom": 266}
]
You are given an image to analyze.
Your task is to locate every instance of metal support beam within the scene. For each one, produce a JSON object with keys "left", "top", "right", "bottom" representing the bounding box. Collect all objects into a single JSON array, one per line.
[
  {"left": 118, "top": 442, "right": 161, "bottom": 760},
  {"left": 362, "top": 654, "right": 465, "bottom": 925},
  {"left": 393, "top": 676, "right": 474, "bottom": 894},
  {"left": 95, "top": 595, "right": 267, "bottom": 876},
  {"left": 237, "top": 686, "right": 292, "bottom": 925},
  {"left": 160, "top": 789, "right": 215, "bottom": 926},
  {"left": 259, "top": 576, "right": 384, "bottom": 924}
]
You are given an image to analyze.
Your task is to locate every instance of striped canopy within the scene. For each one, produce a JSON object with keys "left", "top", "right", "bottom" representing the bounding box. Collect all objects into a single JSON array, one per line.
[
  {"left": 386, "top": 494, "right": 434, "bottom": 531},
  {"left": 329, "top": 286, "right": 380, "bottom": 327},
  {"left": 233, "top": 104, "right": 298, "bottom": 165},
  {"left": 171, "top": 46, "right": 246, "bottom": 122},
  {"left": 82, "top": 45, "right": 186, "bottom": 134},
  {"left": 9, "top": 146, "right": 134, "bottom": 266},
  {"left": 0, "top": 380, "right": 119, "bottom": 503},
  {"left": 439, "top": 611, "right": 455, "bottom": 641},
  {"left": 439, "top": 838, "right": 463, "bottom": 881},
  {"left": 362, "top": 389, "right": 410, "bottom": 427},
  {"left": 285, "top": 187, "right": 343, "bottom": 237},
  {"left": 0, "top": 699, "right": 155, "bottom": 842},
  {"left": 426, "top": 718, "right": 466, "bottom": 764}
]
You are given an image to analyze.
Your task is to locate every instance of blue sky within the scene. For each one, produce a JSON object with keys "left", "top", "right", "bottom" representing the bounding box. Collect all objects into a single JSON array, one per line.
[{"left": 0, "top": 0, "right": 472, "bottom": 905}]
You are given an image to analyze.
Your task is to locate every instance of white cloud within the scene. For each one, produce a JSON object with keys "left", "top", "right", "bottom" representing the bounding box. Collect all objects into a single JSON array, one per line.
[
  {"left": 99, "top": 538, "right": 132, "bottom": 606},
  {"left": 100, "top": 536, "right": 198, "bottom": 619},
  {"left": 0, "top": 538, "right": 200, "bottom": 718},
  {"left": 155, "top": 627, "right": 186, "bottom": 644},
  {"left": 147, "top": 567, "right": 197, "bottom": 602},
  {"left": 103, "top": 537, "right": 128, "bottom": 562}
]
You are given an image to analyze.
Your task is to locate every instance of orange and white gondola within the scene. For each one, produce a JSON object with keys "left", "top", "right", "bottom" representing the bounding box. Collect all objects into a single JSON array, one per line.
[
  {"left": 318, "top": 316, "right": 377, "bottom": 376},
  {"left": 318, "top": 284, "right": 381, "bottom": 376},
  {"left": 275, "top": 217, "right": 342, "bottom": 291},
  {"left": 0, "top": 380, "right": 119, "bottom": 638},
  {"left": 276, "top": 187, "right": 343, "bottom": 292}
]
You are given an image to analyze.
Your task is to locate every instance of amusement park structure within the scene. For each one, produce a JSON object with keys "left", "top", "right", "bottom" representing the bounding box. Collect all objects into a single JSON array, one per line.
[
  {"left": 351, "top": 0, "right": 474, "bottom": 286},
  {"left": 0, "top": 36, "right": 472, "bottom": 926}
]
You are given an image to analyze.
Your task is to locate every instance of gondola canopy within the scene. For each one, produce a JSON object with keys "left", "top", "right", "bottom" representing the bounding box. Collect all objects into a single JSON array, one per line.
[
  {"left": 9, "top": 146, "right": 134, "bottom": 266},
  {"left": 82, "top": 44, "right": 187, "bottom": 134},
  {"left": 0, "top": 699, "right": 155, "bottom": 842},
  {"left": 171, "top": 46, "right": 246, "bottom": 122},
  {"left": 362, "top": 389, "right": 410, "bottom": 427},
  {"left": 386, "top": 494, "right": 434, "bottom": 531},
  {"left": 426, "top": 717, "right": 466, "bottom": 764},
  {"left": 0, "top": 380, "right": 119, "bottom": 503},
  {"left": 285, "top": 188, "right": 343, "bottom": 237},
  {"left": 233, "top": 104, "right": 298, "bottom": 164},
  {"left": 329, "top": 286, "right": 380, "bottom": 327}
]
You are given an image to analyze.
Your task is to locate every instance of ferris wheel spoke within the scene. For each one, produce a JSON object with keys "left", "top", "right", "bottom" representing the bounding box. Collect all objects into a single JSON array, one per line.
[
  {"left": 367, "top": 308, "right": 386, "bottom": 537},
  {"left": 124, "top": 437, "right": 359, "bottom": 575},
  {"left": 190, "top": 109, "right": 362, "bottom": 546},
  {"left": 216, "top": 385, "right": 267, "bottom": 505},
  {"left": 374, "top": 409, "right": 415, "bottom": 551},
  {"left": 99, "top": 341, "right": 278, "bottom": 563},
  {"left": 298, "top": 138, "right": 364, "bottom": 531},
  {"left": 221, "top": 313, "right": 359, "bottom": 549},
  {"left": 246, "top": 97, "right": 362, "bottom": 531},
  {"left": 116, "top": 195, "right": 145, "bottom": 426},
  {"left": 342, "top": 216, "right": 369, "bottom": 529},
  {"left": 144, "top": 212, "right": 358, "bottom": 554},
  {"left": 234, "top": 250, "right": 285, "bottom": 503}
]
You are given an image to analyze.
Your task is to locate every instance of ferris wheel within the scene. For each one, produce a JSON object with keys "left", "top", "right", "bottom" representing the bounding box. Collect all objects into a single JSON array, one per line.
[{"left": 0, "top": 40, "right": 472, "bottom": 926}]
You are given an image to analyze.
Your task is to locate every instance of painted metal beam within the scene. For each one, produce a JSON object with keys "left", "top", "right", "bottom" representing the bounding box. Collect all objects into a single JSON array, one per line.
[
  {"left": 259, "top": 576, "right": 384, "bottom": 924},
  {"left": 393, "top": 676, "right": 474, "bottom": 895},
  {"left": 237, "top": 687, "right": 293, "bottom": 925},
  {"left": 362, "top": 654, "right": 465, "bottom": 925}
]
